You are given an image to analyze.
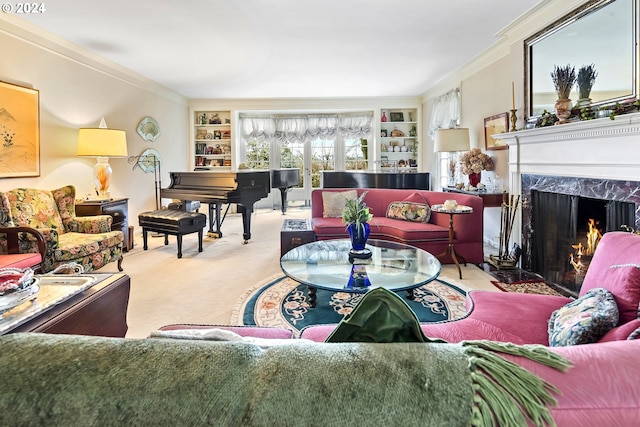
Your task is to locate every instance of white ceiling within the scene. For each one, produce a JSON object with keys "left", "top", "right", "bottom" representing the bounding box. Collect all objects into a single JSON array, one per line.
[{"left": 17, "top": 0, "right": 542, "bottom": 100}]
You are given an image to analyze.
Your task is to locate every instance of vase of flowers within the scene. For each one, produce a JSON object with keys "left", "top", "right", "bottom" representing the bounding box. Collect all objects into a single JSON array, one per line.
[
  {"left": 342, "top": 191, "right": 373, "bottom": 258},
  {"left": 459, "top": 148, "right": 494, "bottom": 187},
  {"left": 550, "top": 64, "right": 577, "bottom": 124}
]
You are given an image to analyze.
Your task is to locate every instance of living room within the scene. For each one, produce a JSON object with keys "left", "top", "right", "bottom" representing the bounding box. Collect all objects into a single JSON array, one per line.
[{"left": 1, "top": 1, "right": 640, "bottom": 424}]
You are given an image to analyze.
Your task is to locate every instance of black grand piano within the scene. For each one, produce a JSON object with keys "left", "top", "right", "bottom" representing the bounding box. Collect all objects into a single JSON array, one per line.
[
  {"left": 271, "top": 168, "right": 300, "bottom": 213},
  {"left": 161, "top": 171, "right": 270, "bottom": 243}
]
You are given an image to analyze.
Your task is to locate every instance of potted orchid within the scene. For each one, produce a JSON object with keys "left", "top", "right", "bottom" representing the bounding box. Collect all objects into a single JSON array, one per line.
[{"left": 342, "top": 192, "right": 373, "bottom": 255}]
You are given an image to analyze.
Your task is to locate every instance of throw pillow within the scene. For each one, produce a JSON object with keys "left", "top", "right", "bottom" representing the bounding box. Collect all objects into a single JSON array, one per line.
[
  {"left": 548, "top": 288, "right": 619, "bottom": 347},
  {"left": 322, "top": 190, "right": 357, "bottom": 218},
  {"left": 386, "top": 193, "right": 431, "bottom": 223},
  {"left": 628, "top": 326, "right": 640, "bottom": 340}
]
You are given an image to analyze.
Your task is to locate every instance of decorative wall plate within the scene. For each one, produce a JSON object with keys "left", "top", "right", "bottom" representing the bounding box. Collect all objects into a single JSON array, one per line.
[
  {"left": 138, "top": 148, "right": 161, "bottom": 173},
  {"left": 136, "top": 116, "right": 160, "bottom": 142}
]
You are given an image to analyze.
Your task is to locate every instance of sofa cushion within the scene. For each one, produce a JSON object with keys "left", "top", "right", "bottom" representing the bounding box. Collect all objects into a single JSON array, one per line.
[
  {"left": 386, "top": 193, "right": 431, "bottom": 223},
  {"left": 321, "top": 190, "right": 357, "bottom": 218},
  {"left": 57, "top": 231, "right": 123, "bottom": 261},
  {"left": 548, "top": 288, "right": 619, "bottom": 347}
]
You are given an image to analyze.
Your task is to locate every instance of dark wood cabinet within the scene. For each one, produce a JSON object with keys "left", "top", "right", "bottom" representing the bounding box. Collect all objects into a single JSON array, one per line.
[
  {"left": 76, "top": 198, "right": 130, "bottom": 251},
  {"left": 3, "top": 274, "right": 131, "bottom": 337},
  {"left": 442, "top": 187, "right": 505, "bottom": 208}
]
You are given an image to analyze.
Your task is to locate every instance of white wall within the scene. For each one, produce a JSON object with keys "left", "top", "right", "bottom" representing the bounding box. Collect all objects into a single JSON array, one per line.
[{"left": 0, "top": 15, "right": 189, "bottom": 227}]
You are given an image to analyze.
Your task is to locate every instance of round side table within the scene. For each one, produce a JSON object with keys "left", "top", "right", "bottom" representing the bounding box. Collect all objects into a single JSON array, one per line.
[{"left": 431, "top": 204, "right": 473, "bottom": 279}]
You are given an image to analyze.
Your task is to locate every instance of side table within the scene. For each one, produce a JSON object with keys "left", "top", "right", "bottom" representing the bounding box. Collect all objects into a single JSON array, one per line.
[
  {"left": 431, "top": 204, "right": 473, "bottom": 279},
  {"left": 76, "top": 198, "right": 131, "bottom": 251},
  {"left": 280, "top": 219, "right": 315, "bottom": 257}
]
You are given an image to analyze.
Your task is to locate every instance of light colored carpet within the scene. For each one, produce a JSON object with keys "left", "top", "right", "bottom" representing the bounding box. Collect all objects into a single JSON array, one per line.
[{"left": 112, "top": 206, "right": 499, "bottom": 338}]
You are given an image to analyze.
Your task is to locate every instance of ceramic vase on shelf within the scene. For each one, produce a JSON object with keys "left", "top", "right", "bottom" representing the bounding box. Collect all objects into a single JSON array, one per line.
[
  {"left": 554, "top": 98, "right": 572, "bottom": 124},
  {"left": 381, "top": 112, "right": 387, "bottom": 122},
  {"left": 468, "top": 172, "right": 481, "bottom": 187}
]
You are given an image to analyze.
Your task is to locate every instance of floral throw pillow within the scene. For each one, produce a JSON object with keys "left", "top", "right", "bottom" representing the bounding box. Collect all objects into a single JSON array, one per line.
[
  {"left": 548, "top": 288, "right": 619, "bottom": 347},
  {"left": 386, "top": 201, "right": 431, "bottom": 223}
]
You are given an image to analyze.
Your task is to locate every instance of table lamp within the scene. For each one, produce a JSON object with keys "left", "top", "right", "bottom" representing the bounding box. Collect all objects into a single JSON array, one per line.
[
  {"left": 434, "top": 128, "right": 470, "bottom": 186},
  {"left": 78, "top": 118, "right": 128, "bottom": 200}
]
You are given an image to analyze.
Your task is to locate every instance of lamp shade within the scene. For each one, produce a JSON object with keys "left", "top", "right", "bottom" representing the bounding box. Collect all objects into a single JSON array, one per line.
[
  {"left": 78, "top": 128, "right": 128, "bottom": 157},
  {"left": 434, "top": 128, "right": 470, "bottom": 153}
]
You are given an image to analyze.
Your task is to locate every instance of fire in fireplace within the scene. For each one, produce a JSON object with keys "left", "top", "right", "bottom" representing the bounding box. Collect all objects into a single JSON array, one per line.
[{"left": 524, "top": 175, "right": 639, "bottom": 295}]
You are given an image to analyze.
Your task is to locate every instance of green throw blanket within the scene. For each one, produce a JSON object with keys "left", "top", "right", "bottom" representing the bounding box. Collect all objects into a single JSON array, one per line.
[{"left": 0, "top": 332, "right": 570, "bottom": 426}]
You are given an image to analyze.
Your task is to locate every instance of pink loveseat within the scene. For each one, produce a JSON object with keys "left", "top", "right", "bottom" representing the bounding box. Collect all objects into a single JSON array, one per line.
[{"left": 311, "top": 188, "right": 484, "bottom": 264}]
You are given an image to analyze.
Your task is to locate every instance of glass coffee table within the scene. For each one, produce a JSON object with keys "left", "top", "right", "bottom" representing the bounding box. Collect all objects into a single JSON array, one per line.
[{"left": 280, "top": 239, "right": 441, "bottom": 307}]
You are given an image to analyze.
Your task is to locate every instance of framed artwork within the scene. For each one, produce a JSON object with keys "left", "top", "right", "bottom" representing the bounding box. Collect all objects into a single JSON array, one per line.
[
  {"left": 0, "top": 81, "right": 40, "bottom": 177},
  {"left": 483, "top": 112, "right": 509, "bottom": 150},
  {"left": 389, "top": 112, "right": 404, "bottom": 122}
]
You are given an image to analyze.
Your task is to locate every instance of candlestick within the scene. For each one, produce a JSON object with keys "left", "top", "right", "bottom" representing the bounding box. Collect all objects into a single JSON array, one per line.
[{"left": 511, "top": 82, "right": 515, "bottom": 110}]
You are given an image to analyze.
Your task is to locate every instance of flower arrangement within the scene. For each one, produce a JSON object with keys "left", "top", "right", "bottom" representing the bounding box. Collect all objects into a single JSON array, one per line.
[
  {"left": 459, "top": 148, "right": 494, "bottom": 175},
  {"left": 342, "top": 191, "right": 373, "bottom": 235},
  {"left": 550, "top": 64, "right": 576, "bottom": 100}
]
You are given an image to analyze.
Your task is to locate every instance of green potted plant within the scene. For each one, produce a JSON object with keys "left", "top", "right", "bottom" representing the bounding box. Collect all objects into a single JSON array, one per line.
[
  {"left": 342, "top": 191, "right": 373, "bottom": 256},
  {"left": 576, "top": 64, "right": 597, "bottom": 108},
  {"left": 550, "top": 64, "right": 577, "bottom": 124}
]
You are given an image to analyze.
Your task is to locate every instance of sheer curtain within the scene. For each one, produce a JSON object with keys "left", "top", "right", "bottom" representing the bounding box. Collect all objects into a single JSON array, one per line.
[{"left": 428, "top": 88, "right": 460, "bottom": 140}]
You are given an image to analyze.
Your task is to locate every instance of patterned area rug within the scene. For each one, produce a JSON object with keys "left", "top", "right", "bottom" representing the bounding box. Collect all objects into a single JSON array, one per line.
[
  {"left": 231, "top": 275, "right": 468, "bottom": 336},
  {"left": 491, "top": 280, "right": 567, "bottom": 297}
]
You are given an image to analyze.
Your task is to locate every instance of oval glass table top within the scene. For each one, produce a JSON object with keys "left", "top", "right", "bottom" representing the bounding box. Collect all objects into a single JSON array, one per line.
[{"left": 280, "top": 239, "right": 441, "bottom": 293}]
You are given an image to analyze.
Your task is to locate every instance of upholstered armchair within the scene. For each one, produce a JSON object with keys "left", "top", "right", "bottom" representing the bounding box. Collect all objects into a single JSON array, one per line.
[{"left": 0, "top": 185, "right": 123, "bottom": 273}]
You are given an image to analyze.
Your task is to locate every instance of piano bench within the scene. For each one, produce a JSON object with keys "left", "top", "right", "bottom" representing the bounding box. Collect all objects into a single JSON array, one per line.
[{"left": 138, "top": 210, "right": 207, "bottom": 259}]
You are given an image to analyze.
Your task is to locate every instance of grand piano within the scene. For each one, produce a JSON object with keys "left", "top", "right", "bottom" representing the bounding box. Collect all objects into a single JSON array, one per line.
[
  {"left": 271, "top": 168, "right": 300, "bottom": 213},
  {"left": 161, "top": 171, "right": 270, "bottom": 243}
]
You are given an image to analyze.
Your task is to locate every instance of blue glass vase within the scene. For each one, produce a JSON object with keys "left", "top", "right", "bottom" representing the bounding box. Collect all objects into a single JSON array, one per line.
[{"left": 348, "top": 222, "right": 370, "bottom": 251}]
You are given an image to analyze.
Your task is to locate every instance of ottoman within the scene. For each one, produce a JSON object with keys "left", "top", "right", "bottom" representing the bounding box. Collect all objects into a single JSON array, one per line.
[{"left": 138, "top": 210, "right": 207, "bottom": 258}]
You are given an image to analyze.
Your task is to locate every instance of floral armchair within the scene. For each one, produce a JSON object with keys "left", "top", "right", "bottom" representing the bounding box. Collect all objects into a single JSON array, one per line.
[{"left": 0, "top": 185, "right": 123, "bottom": 273}]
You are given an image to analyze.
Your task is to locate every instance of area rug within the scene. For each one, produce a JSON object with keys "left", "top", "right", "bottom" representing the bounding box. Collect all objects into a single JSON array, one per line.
[
  {"left": 491, "top": 280, "right": 567, "bottom": 297},
  {"left": 231, "top": 275, "right": 468, "bottom": 336}
]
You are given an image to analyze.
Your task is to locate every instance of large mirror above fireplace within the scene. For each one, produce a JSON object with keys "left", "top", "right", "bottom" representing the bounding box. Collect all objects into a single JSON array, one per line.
[{"left": 525, "top": 0, "right": 639, "bottom": 117}]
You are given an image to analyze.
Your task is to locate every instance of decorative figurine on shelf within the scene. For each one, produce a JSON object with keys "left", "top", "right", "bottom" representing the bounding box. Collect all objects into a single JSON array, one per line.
[
  {"left": 200, "top": 113, "right": 207, "bottom": 125},
  {"left": 209, "top": 113, "right": 221, "bottom": 124},
  {"left": 381, "top": 112, "right": 387, "bottom": 122}
]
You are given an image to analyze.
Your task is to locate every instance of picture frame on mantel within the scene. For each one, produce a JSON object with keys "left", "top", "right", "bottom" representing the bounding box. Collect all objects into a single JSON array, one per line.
[
  {"left": 483, "top": 112, "right": 508, "bottom": 151},
  {"left": 0, "top": 81, "right": 40, "bottom": 177}
]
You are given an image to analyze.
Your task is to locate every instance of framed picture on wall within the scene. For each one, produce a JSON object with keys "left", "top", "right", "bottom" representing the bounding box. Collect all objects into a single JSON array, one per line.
[
  {"left": 0, "top": 81, "right": 40, "bottom": 177},
  {"left": 483, "top": 112, "right": 509, "bottom": 150}
]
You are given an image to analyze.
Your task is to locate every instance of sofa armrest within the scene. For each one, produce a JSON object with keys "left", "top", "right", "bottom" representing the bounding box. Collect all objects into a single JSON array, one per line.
[{"left": 66, "top": 215, "right": 113, "bottom": 233}]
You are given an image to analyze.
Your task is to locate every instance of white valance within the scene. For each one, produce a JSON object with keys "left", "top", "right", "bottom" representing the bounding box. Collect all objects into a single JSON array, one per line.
[
  {"left": 428, "top": 88, "right": 460, "bottom": 140},
  {"left": 239, "top": 112, "right": 373, "bottom": 143}
]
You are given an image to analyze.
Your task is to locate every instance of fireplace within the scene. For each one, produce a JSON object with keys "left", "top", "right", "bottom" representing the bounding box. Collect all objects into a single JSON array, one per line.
[
  {"left": 522, "top": 175, "right": 639, "bottom": 294},
  {"left": 496, "top": 113, "right": 640, "bottom": 296}
]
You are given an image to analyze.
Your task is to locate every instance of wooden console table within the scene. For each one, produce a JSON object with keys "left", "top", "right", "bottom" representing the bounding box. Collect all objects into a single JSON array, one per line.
[
  {"left": 1, "top": 273, "right": 130, "bottom": 337},
  {"left": 442, "top": 187, "right": 504, "bottom": 208}
]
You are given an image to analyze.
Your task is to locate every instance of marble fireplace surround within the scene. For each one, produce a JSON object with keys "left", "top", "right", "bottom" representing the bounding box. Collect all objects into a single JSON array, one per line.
[{"left": 496, "top": 111, "right": 640, "bottom": 279}]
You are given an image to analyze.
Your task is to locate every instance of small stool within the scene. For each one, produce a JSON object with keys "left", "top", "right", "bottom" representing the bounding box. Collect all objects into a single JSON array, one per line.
[{"left": 138, "top": 210, "right": 207, "bottom": 258}]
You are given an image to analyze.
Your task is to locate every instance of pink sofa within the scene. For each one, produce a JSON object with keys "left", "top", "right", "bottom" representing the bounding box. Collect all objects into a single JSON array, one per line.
[{"left": 311, "top": 188, "right": 484, "bottom": 264}]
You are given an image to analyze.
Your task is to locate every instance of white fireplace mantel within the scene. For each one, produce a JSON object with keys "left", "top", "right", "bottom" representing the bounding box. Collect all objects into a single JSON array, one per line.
[{"left": 494, "top": 111, "right": 640, "bottom": 246}]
